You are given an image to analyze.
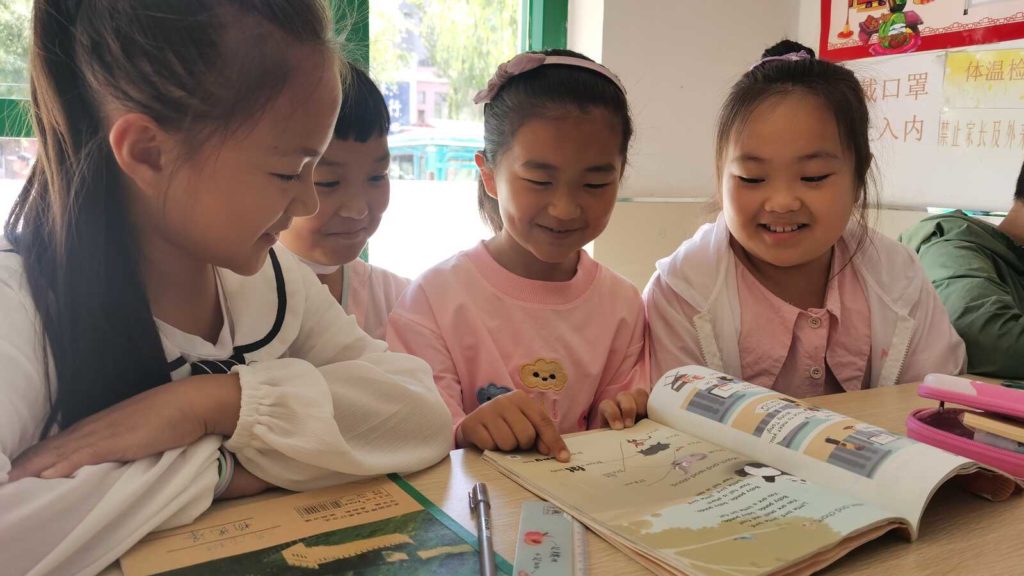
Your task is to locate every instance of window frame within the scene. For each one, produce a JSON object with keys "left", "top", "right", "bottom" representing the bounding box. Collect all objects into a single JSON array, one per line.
[
  {"left": 0, "top": 96, "right": 30, "bottom": 139},
  {"left": 521, "top": 0, "right": 568, "bottom": 52},
  {"left": 0, "top": 0, "right": 567, "bottom": 139}
]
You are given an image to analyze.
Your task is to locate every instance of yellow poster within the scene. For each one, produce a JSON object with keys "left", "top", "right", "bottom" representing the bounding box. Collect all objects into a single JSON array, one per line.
[{"left": 945, "top": 49, "right": 1024, "bottom": 109}]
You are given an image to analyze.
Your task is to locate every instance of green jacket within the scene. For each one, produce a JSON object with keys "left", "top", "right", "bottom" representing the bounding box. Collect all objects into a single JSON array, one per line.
[{"left": 900, "top": 211, "right": 1024, "bottom": 378}]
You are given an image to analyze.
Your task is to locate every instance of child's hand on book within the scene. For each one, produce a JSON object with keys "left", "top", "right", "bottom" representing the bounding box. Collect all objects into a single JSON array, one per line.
[
  {"left": 597, "top": 389, "right": 649, "bottom": 430},
  {"left": 457, "top": 391, "right": 570, "bottom": 462}
]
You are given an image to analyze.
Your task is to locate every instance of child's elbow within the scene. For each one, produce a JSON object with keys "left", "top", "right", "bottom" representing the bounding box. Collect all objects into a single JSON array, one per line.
[
  {"left": 387, "top": 354, "right": 454, "bottom": 466},
  {"left": 419, "top": 390, "right": 455, "bottom": 464},
  {"left": 431, "top": 389, "right": 455, "bottom": 428}
]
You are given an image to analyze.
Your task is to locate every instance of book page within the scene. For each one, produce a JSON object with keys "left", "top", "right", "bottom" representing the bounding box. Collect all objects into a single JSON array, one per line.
[
  {"left": 649, "top": 366, "right": 978, "bottom": 536},
  {"left": 119, "top": 476, "right": 488, "bottom": 575},
  {"left": 485, "top": 419, "right": 897, "bottom": 576}
]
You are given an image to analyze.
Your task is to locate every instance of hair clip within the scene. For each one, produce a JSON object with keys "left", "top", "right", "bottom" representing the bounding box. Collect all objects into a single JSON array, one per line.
[
  {"left": 474, "top": 53, "right": 626, "bottom": 104},
  {"left": 750, "top": 50, "right": 812, "bottom": 71}
]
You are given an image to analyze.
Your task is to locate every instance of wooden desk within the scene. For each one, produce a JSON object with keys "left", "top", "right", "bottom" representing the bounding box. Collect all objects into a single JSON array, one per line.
[{"left": 403, "top": 383, "right": 1024, "bottom": 575}]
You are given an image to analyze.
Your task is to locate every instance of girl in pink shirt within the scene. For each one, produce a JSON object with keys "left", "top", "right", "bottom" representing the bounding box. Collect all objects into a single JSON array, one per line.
[
  {"left": 279, "top": 65, "right": 409, "bottom": 341},
  {"left": 388, "top": 50, "right": 650, "bottom": 460},
  {"left": 645, "top": 40, "right": 965, "bottom": 397}
]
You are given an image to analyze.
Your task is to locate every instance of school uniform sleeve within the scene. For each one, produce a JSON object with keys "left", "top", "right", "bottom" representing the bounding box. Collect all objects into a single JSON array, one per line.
[
  {"left": 897, "top": 261, "right": 969, "bottom": 383},
  {"left": 588, "top": 287, "right": 650, "bottom": 428},
  {"left": 643, "top": 272, "right": 706, "bottom": 386},
  {"left": 916, "top": 240, "right": 1020, "bottom": 377},
  {"left": 224, "top": 267, "right": 452, "bottom": 491},
  {"left": 0, "top": 256, "right": 221, "bottom": 576},
  {"left": 386, "top": 283, "right": 467, "bottom": 443}
]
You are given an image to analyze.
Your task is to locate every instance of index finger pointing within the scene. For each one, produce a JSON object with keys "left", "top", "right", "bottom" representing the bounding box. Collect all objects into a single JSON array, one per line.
[{"left": 519, "top": 398, "right": 569, "bottom": 462}]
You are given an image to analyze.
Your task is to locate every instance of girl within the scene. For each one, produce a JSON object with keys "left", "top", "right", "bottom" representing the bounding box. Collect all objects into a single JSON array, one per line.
[
  {"left": 645, "top": 40, "right": 966, "bottom": 398},
  {"left": 0, "top": 2, "right": 451, "bottom": 574},
  {"left": 279, "top": 65, "right": 408, "bottom": 341},
  {"left": 387, "top": 50, "right": 649, "bottom": 461}
]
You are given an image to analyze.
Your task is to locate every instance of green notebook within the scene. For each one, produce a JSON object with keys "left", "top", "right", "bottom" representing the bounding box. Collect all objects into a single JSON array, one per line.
[{"left": 120, "top": 473, "right": 512, "bottom": 575}]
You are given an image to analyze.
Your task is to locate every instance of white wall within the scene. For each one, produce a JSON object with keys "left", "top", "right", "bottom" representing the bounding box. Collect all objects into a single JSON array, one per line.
[
  {"left": 566, "top": 0, "right": 941, "bottom": 287},
  {"left": 600, "top": 0, "right": 801, "bottom": 200},
  {"left": 797, "top": 0, "right": 820, "bottom": 48},
  {"left": 567, "top": 0, "right": 603, "bottom": 62}
]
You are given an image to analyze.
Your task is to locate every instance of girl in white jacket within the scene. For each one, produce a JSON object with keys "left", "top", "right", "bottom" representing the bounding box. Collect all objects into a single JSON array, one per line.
[
  {"left": 645, "top": 40, "right": 965, "bottom": 397},
  {"left": 0, "top": 2, "right": 451, "bottom": 575}
]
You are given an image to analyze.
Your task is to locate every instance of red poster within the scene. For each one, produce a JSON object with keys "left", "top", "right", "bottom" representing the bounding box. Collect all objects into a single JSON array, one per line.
[{"left": 820, "top": 0, "right": 1024, "bottom": 62}]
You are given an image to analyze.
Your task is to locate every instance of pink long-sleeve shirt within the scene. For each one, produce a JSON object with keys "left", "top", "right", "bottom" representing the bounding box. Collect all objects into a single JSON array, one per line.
[{"left": 387, "top": 242, "right": 649, "bottom": 440}]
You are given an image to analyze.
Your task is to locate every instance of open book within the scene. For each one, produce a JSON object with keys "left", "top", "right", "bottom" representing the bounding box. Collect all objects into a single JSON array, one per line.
[{"left": 483, "top": 366, "right": 1020, "bottom": 576}]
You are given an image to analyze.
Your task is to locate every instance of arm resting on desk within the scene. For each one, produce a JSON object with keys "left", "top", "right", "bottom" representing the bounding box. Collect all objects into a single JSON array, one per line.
[{"left": 224, "top": 266, "right": 453, "bottom": 491}]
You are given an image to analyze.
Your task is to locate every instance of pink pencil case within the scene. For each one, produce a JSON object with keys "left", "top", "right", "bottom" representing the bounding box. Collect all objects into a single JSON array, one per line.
[{"left": 906, "top": 374, "right": 1024, "bottom": 478}]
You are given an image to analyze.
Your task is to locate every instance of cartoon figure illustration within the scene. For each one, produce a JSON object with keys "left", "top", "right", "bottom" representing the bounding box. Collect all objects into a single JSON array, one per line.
[
  {"left": 867, "top": 433, "right": 899, "bottom": 445},
  {"left": 695, "top": 375, "right": 742, "bottom": 397},
  {"left": 879, "top": 0, "right": 913, "bottom": 49},
  {"left": 477, "top": 383, "right": 513, "bottom": 405},
  {"left": 844, "top": 423, "right": 900, "bottom": 445},
  {"left": 806, "top": 422, "right": 911, "bottom": 478},
  {"left": 860, "top": 0, "right": 923, "bottom": 55},
  {"left": 638, "top": 442, "right": 671, "bottom": 456},
  {"left": 755, "top": 397, "right": 808, "bottom": 415},
  {"left": 734, "top": 463, "right": 805, "bottom": 484},
  {"left": 519, "top": 358, "right": 569, "bottom": 391},
  {"left": 825, "top": 437, "right": 865, "bottom": 451},
  {"left": 670, "top": 453, "right": 707, "bottom": 475},
  {"left": 707, "top": 382, "right": 740, "bottom": 399},
  {"left": 687, "top": 377, "right": 750, "bottom": 423},
  {"left": 626, "top": 435, "right": 653, "bottom": 449},
  {"left": 665, "top": 371, "right": 702, "bottom": 392},
  {"left": 854, "top": 0, "right": 889, "bottom": 13}
]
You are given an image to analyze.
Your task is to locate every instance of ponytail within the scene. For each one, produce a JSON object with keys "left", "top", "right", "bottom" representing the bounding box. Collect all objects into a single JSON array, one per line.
[
  {"left": 8, "top": 0, "right": 169, "bottom": 431},
  {"left": 5, "top": 0, "right": 335, "bottom": 431}
]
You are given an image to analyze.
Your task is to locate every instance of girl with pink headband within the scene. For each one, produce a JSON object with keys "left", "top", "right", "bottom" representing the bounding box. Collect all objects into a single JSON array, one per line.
[{"left": 388, "top": 50, "right": 649, "bottom": 460}]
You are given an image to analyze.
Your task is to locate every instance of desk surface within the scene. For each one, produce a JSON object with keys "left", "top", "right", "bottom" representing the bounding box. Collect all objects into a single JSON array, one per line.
[{"left": 403, "top": 383, "right": 1024, "bottom": 575}]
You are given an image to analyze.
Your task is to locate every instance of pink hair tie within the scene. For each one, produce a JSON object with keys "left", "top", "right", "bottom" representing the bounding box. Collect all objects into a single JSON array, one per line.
[
  {"left": 473, "top": 53, "right": 627, "bottom": 105},
  {"left": 750, "top": 50, "right": 812, "bottom": 71}
]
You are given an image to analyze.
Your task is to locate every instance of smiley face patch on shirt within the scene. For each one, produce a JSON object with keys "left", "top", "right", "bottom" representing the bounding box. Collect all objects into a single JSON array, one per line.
[{"left": 519, "top": 358, "right": 568, "bottom": 391}]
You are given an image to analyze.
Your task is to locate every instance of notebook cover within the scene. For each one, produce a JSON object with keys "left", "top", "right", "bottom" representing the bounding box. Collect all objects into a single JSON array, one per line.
[
  {"left": 962, "top": 412, "right": 1024, "bottom": 444},
  {"left": 919, "top": 374, "right": 1024, "bottom": 420}
]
